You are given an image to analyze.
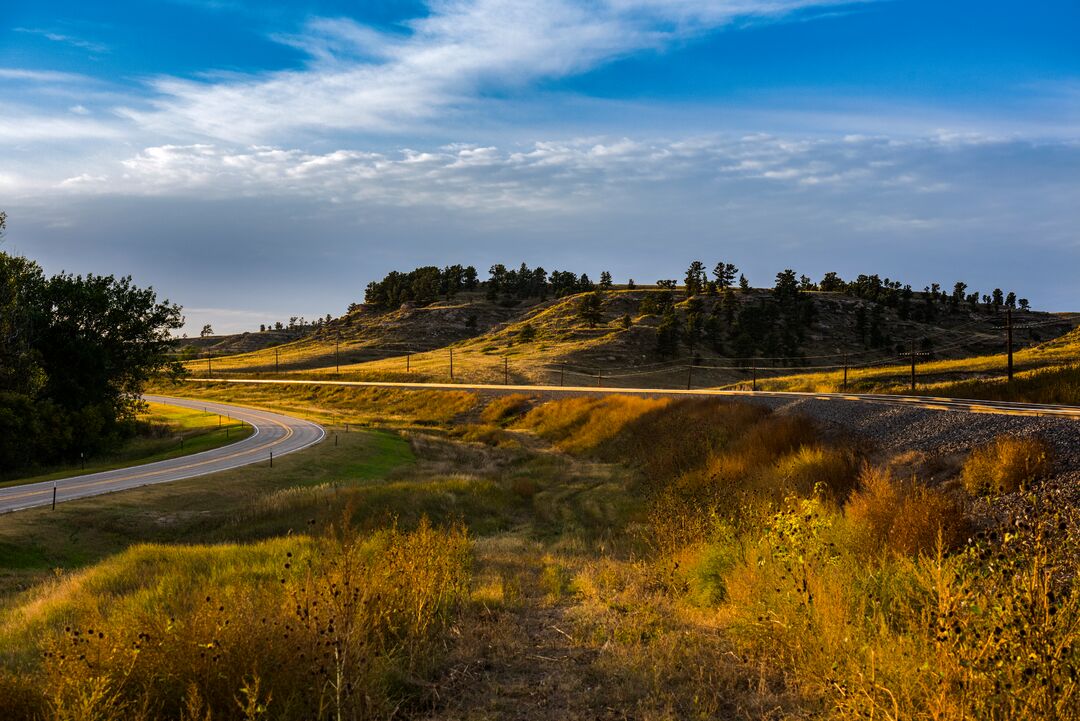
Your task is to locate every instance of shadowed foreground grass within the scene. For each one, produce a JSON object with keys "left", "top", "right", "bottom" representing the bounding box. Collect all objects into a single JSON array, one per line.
[{"left": 0, "top": 389, "right": 1076, "bottom": 720}]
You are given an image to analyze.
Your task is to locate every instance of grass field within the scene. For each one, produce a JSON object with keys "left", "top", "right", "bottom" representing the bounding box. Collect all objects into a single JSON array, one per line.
[
  {"left": 747, "top": 325, "right": 1080, "bottom": 398},
  {"left": 0, "top": 386, "right": 1076, "bottom": 720},
  {"left": 176, "top": 291, "right": 1080, "bottom": 395},
  {"left": 0, "top": 402, "right": 253, "bottom": 489}
]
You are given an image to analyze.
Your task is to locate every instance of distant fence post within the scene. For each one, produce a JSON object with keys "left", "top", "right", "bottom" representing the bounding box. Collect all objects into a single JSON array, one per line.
[
  {"left": 450, "top": 349, "right": 454, "bottom": 380},
  {"left": 842, "top": 353, "right": 848, "bottom": 392},
  {"left": 1006, "top": 308, "right": 1014, "bottom": 382},
  {"left": 910, "top": 339, "right": 916, "bottom": 393},
  {"left": 752, "top": 363, "right": 757, "bottom": 392},
  {"left": 686, "top": 363, "right": 693, "bottom": 391},
  {"left": 504, "top": 357, "right": 509, "bottom": 385}
]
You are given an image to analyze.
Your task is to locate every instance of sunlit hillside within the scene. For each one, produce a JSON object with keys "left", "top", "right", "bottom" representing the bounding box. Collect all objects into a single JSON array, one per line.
[{"left": 180, "top": 287, "right": 1078, "bottom": 391}]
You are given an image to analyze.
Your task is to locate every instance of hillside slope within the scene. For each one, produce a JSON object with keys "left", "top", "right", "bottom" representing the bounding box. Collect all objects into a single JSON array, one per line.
[{"left": 185, "top": 288, "right": 1078, "bottom": 389}]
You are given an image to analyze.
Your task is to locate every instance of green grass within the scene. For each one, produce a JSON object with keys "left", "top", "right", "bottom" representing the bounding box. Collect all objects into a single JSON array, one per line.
[
  {"left": 2, "top": 388, "right": 1076, "bottom": 720},
  {"left": 0, "top": 402, "right": 252, "bottom": 489},
  {"left": 749, "top": 326, "right": 1080, "bottom": 398},
  {"left": 0, "top": 427, "right": 415, "bottom": 598}
]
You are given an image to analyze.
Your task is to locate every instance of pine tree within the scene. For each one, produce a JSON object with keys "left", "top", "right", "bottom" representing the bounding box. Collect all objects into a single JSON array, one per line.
[
  {"left": 577, "top": 290, "right": 603, "bottom": 326},
  {"left": 656, "top": 307, "right": 680, "bottom": 357},
  {"left": 684, "top": 261, "right": 706, "bottom": 297}
]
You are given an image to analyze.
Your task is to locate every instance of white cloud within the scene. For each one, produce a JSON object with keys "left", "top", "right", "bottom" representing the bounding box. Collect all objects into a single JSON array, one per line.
[
  {"left": 0, "top": 67, "right": 95, "bottom": 83},
  {"left": 122, "top": 0, "right": 866, "bottom": 143},
  {"left": 36, "top": 132, "right": 1060, "bottom": 218},
  {"left": 13, "top": 27, "right": 110, "bottom": 54},
  {"left": 0, "top": 113, "right": 121, "bottom": 142}
]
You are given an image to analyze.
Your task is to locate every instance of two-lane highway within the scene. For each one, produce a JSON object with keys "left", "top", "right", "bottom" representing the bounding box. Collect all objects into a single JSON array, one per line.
[
  {"left": 3, "top": 378, "right": 1076, "bottom": 515},
  {"left": 0, "top": 395, "right": 324, "bottom": 514}
]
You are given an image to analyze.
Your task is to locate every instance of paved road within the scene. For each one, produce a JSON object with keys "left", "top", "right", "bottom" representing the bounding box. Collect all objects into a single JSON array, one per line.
[
  {"left": 0, "top": 395, "right": 325, "bottom": 514},
  {"left": 183, "top": 377, "right": 1080, "bottom": 419}
]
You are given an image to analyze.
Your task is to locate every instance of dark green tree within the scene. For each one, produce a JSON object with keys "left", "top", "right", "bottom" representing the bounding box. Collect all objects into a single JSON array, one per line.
[
  {"left": 577, "top": 290, "right": 603, "bottom": 326},
  {"left": 656, "top": 307, "right": 681, "bottom": 358},
  {"left": 819, "top": 272, "right": 845, "bottom": 292}
]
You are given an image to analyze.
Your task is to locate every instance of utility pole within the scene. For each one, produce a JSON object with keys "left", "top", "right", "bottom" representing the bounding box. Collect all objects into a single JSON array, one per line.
[
  {"left": 752, "top": 362, "right": 757, "bottom": 392},
  {"left": 597, "top": 368, "right": 602, "bottom": 388},
  {"left": 910, "top": 339, "right": 917, "bottom": 393},
  {"left": 406, "top": 353, "right": 410, "bottom": 373},
  {"left": 560, "top": 365, "right": 565, "bottom": 387},
  {"left": 449, "top": 348, "right": 454, "bottom": 379},
  {"left": 686, "top": 362, "right": 694, "bottom": 391},
  {"left": 335, "top": 339, "right": 340, "bottom": 374},
  {"left": 504, "top": 357, "right": 509, "bottom": 385},
  {"left": 1006, "top": 307, "right": 1014, "bottom": 383},
  {"left": 842, "top": 353, "right": 848, "bottom": 392}
]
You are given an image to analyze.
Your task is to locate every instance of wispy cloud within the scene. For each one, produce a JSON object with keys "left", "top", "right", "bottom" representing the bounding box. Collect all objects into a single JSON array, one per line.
[
  {"left": 0, "top": 67, "right": 96, "bottom": 83},
  {"left": 14, "top": 27, "right": 110, "bottom": 54},
  {"left": 0, "top": 112, "right": 121, "bottom": 142},
  {"left": 122, "top": 0, "right": 869, "bottom": 143},
  {"left": 40, "top": 133, "right": 1071, "bottom": 216}
]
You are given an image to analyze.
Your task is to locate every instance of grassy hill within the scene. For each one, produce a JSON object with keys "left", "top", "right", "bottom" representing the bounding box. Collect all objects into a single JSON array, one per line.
[{"left": 181, "top": 286, "right": 1079, "bottom": 391}]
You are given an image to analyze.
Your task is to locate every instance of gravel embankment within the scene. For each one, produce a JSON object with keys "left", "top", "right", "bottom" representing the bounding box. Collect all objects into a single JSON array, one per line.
[{"left": 743, "top": 395, "right": 1080, "bottom": 472}]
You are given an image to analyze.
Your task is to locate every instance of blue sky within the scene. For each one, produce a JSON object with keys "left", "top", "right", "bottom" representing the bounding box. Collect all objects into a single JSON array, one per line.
[{"left": 2, "top": 0, "right": 1078, "bottom": 333}]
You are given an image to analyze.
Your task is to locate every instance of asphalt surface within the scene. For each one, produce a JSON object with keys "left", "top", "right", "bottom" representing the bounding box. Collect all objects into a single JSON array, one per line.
[
  {"left": 2, "top": 378, "right": 1075, "bottom": 515},
  {"left": 0, "top": 395, "right": 325, "bottom": 514}
]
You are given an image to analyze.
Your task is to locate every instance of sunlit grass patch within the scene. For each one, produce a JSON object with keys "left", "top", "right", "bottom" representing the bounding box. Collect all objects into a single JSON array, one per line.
[
  {"left": 149, "top": 380, "right": 478, "bottom": 426},
  {"left": 960, "top": 434, "right": 1052, "bottom": 496},
  {"left": 0, "top": 521, "right": 470, "bottom": 720}
]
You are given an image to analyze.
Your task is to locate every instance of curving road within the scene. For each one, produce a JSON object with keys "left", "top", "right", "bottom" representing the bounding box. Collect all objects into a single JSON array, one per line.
[
  {"left": 0, "top": 395, "right": 324, "bottom": 514},
  {"left": 2, "top": 379, "right": 1074, "bottom": 514}
]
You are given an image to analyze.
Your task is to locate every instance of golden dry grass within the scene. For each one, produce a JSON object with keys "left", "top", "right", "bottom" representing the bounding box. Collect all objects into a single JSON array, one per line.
[
  {"left": 960, "top": 435, "right": 1053, "bottom": 495},
  {"left": 0, "top": 520, "right": 470, "bottom": 721}
]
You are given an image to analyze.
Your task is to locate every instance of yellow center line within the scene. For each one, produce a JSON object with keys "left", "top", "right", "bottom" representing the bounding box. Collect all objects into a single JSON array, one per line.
[{"left": 1, "top": 415, "right": 299, "bottom": 504}]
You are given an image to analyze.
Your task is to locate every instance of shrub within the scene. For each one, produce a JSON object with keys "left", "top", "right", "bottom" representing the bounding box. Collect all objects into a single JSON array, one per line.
[
  {"left": 960, "top": 435, "right": 1052, "bottom": 496},
  {"left": 846, "top": 466, "right": 970, "bottom": 556},
  {"left": 772, "top": 444, "right": 859, "bottom": 500}
]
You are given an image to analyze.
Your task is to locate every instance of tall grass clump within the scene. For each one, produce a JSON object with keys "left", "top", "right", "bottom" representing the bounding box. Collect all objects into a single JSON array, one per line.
[
  {"left": 0, "top": 519, "right": 470, "bottom": 721},
  {"left": 846, "top": 466, "right": 970, "bottom": 556},
  {"left": 961, "top": 435, "right": 1052, "bottom": 496},
  {"left": 518, "top": 395, "right": 670, "bottom": 454},
  {"left": 480, "top": 393, "right": 535, "bottom": 425}
]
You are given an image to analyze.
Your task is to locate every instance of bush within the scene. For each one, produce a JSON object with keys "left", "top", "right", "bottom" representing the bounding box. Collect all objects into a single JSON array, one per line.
[
  {"left": 846, "top": 466, "right": 970, "bottom": 556},
  {"left": 960, "top": 435, "right": 1052, "bottom": 496}
]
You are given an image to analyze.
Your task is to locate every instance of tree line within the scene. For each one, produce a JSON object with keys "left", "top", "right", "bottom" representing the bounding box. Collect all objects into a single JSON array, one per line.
[
  {"left": 0, "top": 212, "right": 183, "bottom": 473},
  {"left": 361, "top": 263, "right": 622, "bottom": 310}
]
